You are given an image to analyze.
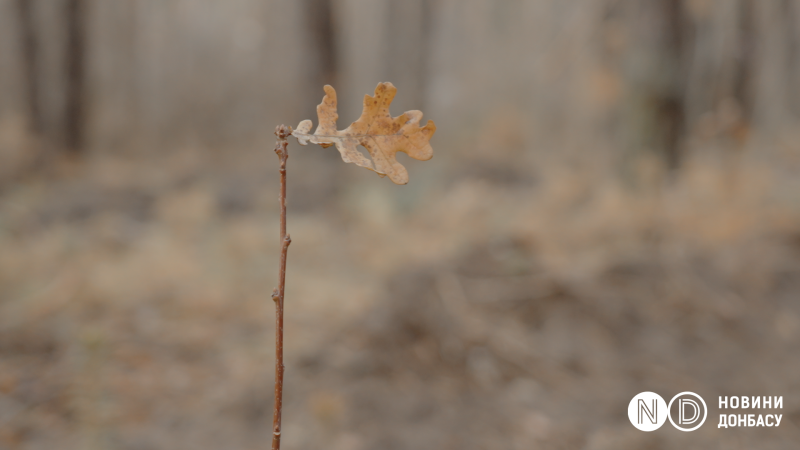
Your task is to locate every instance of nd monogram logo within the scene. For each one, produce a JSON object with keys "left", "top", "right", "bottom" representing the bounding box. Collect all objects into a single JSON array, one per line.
[{"left": 628, "top": 391, "right": 707, "bottom": 432}]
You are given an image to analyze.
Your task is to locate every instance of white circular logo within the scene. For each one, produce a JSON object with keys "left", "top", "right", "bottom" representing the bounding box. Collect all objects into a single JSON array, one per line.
[
  {"left": 667, "top": 392, "right": 707, "bottom": 432},
  {"left": 628, "top": 392, "right": 668, "bottom": 431}
]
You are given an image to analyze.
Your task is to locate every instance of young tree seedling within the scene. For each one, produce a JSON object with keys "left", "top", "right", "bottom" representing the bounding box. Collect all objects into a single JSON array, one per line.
[{"left": 270, "top": 82, "right": 436, "bottom": 449}]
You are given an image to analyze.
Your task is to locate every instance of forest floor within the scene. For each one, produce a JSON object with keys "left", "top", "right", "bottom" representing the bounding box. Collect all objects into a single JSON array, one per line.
[{"left": 1, "top": 137, "right": 799, "bottom": 450}]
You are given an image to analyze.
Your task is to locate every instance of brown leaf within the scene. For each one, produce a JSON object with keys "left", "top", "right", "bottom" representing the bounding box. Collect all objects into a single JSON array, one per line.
[{"left": 293, "top": 82, "right": 436, "bottom": 185}]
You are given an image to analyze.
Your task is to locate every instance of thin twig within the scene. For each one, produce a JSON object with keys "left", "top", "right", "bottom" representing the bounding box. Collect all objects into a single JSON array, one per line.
[
  {"left": 271, "top": 125, "right": 292, "bottom": 450},
  {"left": 293, "top": 132, "right": 402, "bottom": 137}
]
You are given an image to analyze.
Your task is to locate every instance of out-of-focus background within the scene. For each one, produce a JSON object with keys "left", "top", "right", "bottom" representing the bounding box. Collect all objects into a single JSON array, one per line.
[{"left": 1, "top": 0, "right": 799, "bottom": 449}]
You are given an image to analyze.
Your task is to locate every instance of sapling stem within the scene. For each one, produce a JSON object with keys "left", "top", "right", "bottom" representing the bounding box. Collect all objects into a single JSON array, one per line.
[
  {"left": 271, "top": 125, "right": 292, "bottom": 450},
  {"left": 267, "top": 83, "right": 432, "bottom": 448}
]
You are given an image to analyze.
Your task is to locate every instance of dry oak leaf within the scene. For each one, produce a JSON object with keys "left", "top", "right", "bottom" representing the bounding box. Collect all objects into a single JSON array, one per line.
[{"left": 292, "top": 82, "right": 436, "bottom": 185}]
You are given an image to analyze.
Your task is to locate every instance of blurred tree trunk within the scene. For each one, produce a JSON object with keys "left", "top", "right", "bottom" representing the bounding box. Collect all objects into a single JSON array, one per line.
[
  {"left": 622, "top": 0, "right": 692, "bottom": 178},
  {"left": 658, "top": 0, "right": 689, "bottom": 171},
  {"left": 386, "top": 0, "right": 431, "bottom": 111},
  {"left": 302, "top": 0, "right": 338, "bottom": 129},
  {"left": 305, "top": 0, "right": 338, "bottom": 87},
  {"left": 776, "top": 0, "right": 799, "bottom": 120},
  {"left": 16, "top": 0, "right": 42, "bottom": 136},
  {"left": 64, "top": 0, "right": 86, "bottom": 155},
  {"left": 732, "top": 0, "right": 754, "bottom": 133}
]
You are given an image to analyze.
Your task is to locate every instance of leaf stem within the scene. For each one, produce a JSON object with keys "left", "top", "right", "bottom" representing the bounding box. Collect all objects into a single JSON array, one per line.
[{"left": 272, "top": 125, "right": 292, "bottom": 450}]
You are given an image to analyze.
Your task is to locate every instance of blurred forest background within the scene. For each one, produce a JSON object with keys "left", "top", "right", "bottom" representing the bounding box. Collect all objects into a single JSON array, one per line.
[{"left": 1, "top": 0, "right": 800, "bottom": 449}]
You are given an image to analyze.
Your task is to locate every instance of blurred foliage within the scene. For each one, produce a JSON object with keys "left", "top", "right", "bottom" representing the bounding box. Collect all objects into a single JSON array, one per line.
[{"left": 0, "top": 1, "right": 799, "bottom": 449}]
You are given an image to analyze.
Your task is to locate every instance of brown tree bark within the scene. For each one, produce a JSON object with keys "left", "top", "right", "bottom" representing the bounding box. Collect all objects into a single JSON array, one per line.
[
  {"left": 16, "top": 0, "right": 42, "bottom": 135},
  {"left": 657, "top": 0, "right": 689, "bottom": 171},
  {"left": 305, "top": 0, "right": 338, "bottom": 87},
  {"left": 732, "top": 0, "right": 755, "bottom": 127},
  {"left": 271, "top": 125, "right": 292, "bottom": 450},
  {"left": 64, "top": 0, "right": 86, "bottom": 154},
  {"left": 621, "top": 0, "right": 692, "bottom": 180}
]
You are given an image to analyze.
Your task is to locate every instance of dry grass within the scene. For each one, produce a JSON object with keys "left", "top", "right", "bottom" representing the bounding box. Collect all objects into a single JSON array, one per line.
[{"left": 1, "top": 132, "right": 799, "bottom": 449}]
